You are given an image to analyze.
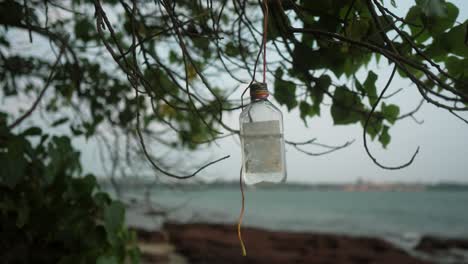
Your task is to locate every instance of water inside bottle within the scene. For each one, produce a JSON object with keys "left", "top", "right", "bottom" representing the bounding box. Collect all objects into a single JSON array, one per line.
[{"left": 241, "top": 120, "right": 285, "bottom": 184}]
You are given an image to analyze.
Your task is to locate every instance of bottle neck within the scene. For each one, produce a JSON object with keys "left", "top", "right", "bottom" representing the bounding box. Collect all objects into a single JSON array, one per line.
[
  {"left": 250, "top": 91, "right": 269, "bottom": 101},
  {"left": 250, "top": 97, "right": 268, "bottom": 103}
]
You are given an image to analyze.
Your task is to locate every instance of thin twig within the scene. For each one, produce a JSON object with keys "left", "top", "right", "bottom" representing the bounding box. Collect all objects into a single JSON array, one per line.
[
  {"left": 8, "top": 47, "right": 65, "bottom": 129},
  {"left": 363, "top": 65, "right": 419, "bottom": 170}
]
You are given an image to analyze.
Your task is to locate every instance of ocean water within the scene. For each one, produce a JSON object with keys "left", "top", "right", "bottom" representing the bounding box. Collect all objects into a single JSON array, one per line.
[
  {"left": 118, "top": 186, "right": 468, "bottom": 263},
  {"left": 124, "top": 186, "right": 468, "bottom": 245}
]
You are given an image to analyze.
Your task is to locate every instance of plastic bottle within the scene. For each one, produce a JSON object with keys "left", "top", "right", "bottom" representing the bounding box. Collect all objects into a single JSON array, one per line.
[{"left": 239, "top": 82, "right": 286, "bottom": 184}]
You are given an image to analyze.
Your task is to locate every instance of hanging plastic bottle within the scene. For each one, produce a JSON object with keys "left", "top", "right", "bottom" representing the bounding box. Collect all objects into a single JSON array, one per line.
[{"left": 239, "top": 82, "right": 287, "bottom": 185}]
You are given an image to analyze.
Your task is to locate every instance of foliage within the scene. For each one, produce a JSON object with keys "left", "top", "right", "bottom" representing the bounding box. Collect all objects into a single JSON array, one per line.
[
  {"left": 0, "top": 0, "right": 465, "bottom": 157},
  {"left": 0, "top": 118, "right": 139, "bottom": 263}
]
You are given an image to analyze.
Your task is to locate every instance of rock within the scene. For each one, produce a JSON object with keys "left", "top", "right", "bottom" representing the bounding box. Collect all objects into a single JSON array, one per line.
[
  {"left": 164, "top": 222, "right": 431, "bottom": 264},
  {"left": 415, "top": 236, "right": 468, "bottom": 253}
]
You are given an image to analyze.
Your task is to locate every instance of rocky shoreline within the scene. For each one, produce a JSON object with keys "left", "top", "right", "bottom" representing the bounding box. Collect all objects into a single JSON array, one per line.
[{"left": 131, "top": 222, "right": 468, "bottom": 264}]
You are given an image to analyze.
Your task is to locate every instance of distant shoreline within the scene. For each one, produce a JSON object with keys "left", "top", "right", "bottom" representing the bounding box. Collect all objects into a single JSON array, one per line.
[{"left": 99, "top": 178, "right": 468, "bottom": 192}]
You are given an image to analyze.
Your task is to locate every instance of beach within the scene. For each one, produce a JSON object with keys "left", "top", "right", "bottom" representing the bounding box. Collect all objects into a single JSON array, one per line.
[
  {"left": 132, "top": 222, "right": 468, "bottom": 264},
  {"left": 120, "top": 186, "right": 468, "bottom": 263}
]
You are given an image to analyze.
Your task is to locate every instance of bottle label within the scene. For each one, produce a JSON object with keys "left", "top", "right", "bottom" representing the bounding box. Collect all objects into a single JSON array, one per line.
[{"left": 242, "top": 120, "right": 283, "bottom": 173}]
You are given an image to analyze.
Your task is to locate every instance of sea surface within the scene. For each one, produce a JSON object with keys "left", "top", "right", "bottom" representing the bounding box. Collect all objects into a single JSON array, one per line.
[
  {"left": 118, "top": 185, "right": 468, "bottom": 262},
  {"left": 121, "top": 186, "right": 468, "bottom": 248}
]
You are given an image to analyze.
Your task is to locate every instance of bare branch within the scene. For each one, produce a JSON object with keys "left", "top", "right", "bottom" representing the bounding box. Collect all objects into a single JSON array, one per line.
[{"left": 8, "top": 47, "right": 65, "bottom": 129}]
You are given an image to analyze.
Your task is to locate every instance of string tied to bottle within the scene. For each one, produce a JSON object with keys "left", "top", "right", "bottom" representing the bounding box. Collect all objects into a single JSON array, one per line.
[{"left": 237, "top": 0, "right": 270, "bottom": 257}]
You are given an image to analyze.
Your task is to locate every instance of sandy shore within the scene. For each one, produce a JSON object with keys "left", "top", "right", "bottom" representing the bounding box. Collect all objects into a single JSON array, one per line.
[{"left": 131, "top": 222, "right": 446, "bottom": 264}]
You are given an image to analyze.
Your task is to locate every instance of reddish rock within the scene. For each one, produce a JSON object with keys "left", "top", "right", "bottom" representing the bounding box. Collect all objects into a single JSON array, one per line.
[{"left": 164, "top": 222, "right": 432, "bottom": 264}]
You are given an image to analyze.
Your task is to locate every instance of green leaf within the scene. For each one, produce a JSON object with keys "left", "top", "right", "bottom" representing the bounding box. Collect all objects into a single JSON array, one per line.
[
  {"left": 192, "top": 38, "right": 211, "bottom": 59},
  {"left": 0, "top": 137, "right": 28, "bottom": 188},
  {"left": 225, "top": 42, "right": 239, "bottom": 57},
  {"left": 104, "top": 201, "right": 125, "bottom": 246},
  {"left": 416, "top": 0, "right": 447, "bottom": 18},
  {"left": 274, "top": 68, "right": 297, "bottom": 111},
  {"left": 169, "top": 50, "right": 179, "bottom": 64},
  {"left": 21, "top": 126, "right": 42, "bottom": 136},
  {"left": 96, "top": 255, "right": 118, "bottom": 264},
  {"left": 75, "top": 18, "right": 95, "bottom": 42},
  {"left": 309, "top": 74, "right": 331, "bottom": 116},
  {"left": 330, "top": 86, "right": 364, "bottom": 125},
  {"left": 45, "top": 136, "right": 81, "bottom": 184},
  {"left": 379, "top": 125, "right": 391, "bottom": 148},
  {"left": 407, "top": 2, "right": 459, "bottom": 39},
  {"left": 267, "top": 9, "right": 288, "bottom": 42},
  {"left": 445, "top": 57, "right": 468, "bottom": 77},
  {"left": 361, "top": 113, "right": 383, "bottom": 140},
  {"left": 345, "top": 18, "right": 370, "bottom": 40},
  {"left": 94, "top": 192, "right": 112, "bottom": 208},
  {"left": 355, "top": 79, "right": 365, "bottom": 95},
  {"left": 52, "top": 117, "right": 69, "bottom": 127},
  {"left": 439, "top": 21, "right": 468, "bottom": 57},
  {"left": 16, "top": 199, "right": 29, "bottom": 228},
  {"left": 299, "top": 101, "right": 317, "bottom": 125},
  {"left": 292, "top": 43, "right": 320, "bottom": 72},
  {"left": 405, "top": 6, "right": 430, "bottom": 43},
  {"left": 74, "top": 174, "right": 97, "bottom": 196},
  {"left": 426, "top": 3, "right": 459, "bottom": 36},
  {"left": 381, "top": 103, "right": 400, "bottom": 124},
  {"left": 363, "top": 71, "right": 378, "bottom": 105}
]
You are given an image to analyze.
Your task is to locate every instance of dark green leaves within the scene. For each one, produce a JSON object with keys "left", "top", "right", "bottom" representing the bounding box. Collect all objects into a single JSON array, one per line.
[
  {"left": 364, "top": 114, "right": 383, "bottom": 140},
  {"left": 51, "top": 117, "right": 69, "bottom": 127},
  {"left": 381, "top": 103, "right": 400, "bottom": 124},
  {"left": 435, "top": 22, "right": 468, "bottom": 58},
  {"left": 225, "top": 42, "right": 240, "bottom": 57},
  {"left": 311, "top": 74, "right": 331, "bottom": 113},
  {"left": 445, "top": 57, "right": 468, "bottom": 78},
  {"left": 331, "top": 86, "right": 364, "bottom": 125},
  {"left": 103, "top": 201, "right": 125, "bottom": 246},
  {"left": 363, "top": 71, "right": 378, "bottom": 105},
  {"left": 75, "top": 18, "right": 96, "bottom": 42},
  {"left": 361, "top": 103, "right": 399, "bottom": 146},
  {"left": 345, "top": 18, "right": 370, "bottom": 40},
  {"left": 425, "top": 21, "right": 468, "bottom": 61},
  {"left": 274, "top": 68, "right": 297, "bottom": 111},
  {"left": 299, "top": 102, "right": 315, "bottom": 124},
  {"left": 416, "top": 0, "right": 447, "bottom": 18},
  {"left": 406, "top": 0, "right": 459, "bottom": 41},
  {"left": 0, "top": 125, "right": 138, "bottom": 263},
  {"left": 96, "top": 256, "right": 119, "bottom": 264},
  {"left": 21, "top": 126, "right": 42, "bottom": 137},
  {"left": 45, "top": 136, "right": 81, "bottom": 184},
  {"left": 0, "top": 136, "right": 29, "bottom": 188},
  {"left": 378, "top": 125, "right": 391, "bottom": 148},
  {"left": 299, "top": 74, "right": 332, "bottom": 125}
]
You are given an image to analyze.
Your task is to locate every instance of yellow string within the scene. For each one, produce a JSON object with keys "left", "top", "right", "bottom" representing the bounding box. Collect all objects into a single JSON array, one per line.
[{"left": 237, "top": 167, "right": 247, "bottom": 256}]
